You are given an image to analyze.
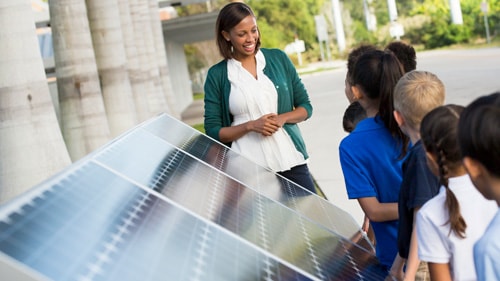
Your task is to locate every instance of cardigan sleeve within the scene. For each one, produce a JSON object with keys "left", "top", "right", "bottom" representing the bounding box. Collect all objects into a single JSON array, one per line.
[{"left": 203, "top": 63, "right": 226, "bottom": 143}]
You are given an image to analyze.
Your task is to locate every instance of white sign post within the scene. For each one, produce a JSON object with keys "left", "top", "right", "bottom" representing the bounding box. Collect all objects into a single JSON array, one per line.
[
  {"left": 284, "top": 38, "right": 306, "bottom": 66},
  {"left": 481, "top": 1, "right": 491, "bottom": 43},
  {"left": 314, "top": 15, "right": 330, "bottom": 61},
  {"left": 389, "top": 21, "right": 404, "bottom": 40}
]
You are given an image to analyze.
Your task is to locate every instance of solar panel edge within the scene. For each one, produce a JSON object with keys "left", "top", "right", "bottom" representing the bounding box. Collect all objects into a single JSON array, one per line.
[{"left": 0, "top": 252, "right": 51, "bottom": 281}]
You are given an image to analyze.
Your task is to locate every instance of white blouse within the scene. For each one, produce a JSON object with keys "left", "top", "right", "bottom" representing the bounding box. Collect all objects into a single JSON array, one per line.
[
  {"left": 227, "top": 50, "right": 305, "bottom": 172},
  {"left": 417, "top": 174, "right": 497, "bottom": 280}
]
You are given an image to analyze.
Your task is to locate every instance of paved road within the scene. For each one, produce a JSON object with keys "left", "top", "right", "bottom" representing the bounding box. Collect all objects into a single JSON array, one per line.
[
  {"left": 299, "top": 47, "right": 500, "bottom": 224},
  {"left": 182, "top": 47, "right": 500, "bottom": 225}
]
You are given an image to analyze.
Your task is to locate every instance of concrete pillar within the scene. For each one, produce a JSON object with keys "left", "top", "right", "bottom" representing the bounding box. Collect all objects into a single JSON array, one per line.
[{"left": 164, "top": 41, "right": 192, "bottom": 113}]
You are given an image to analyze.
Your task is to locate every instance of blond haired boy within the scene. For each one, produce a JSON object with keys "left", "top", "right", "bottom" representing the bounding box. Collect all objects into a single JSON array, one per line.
[{"left": 389, "top": 70, "right": 445, "bottom": 281}]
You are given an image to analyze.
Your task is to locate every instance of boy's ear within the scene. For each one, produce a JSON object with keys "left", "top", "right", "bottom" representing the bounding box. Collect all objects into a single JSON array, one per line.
[
  {"left": 463, "top": 157, "right": 485, "bottom": 180},
  {"left": 351, "top": 85, "right": 362, "bottom": 101},
  {"left": 393, "top": 110, "right": 405, "bottom": 127},
  {"left": 463, "top": 156, "right": 493, "bottom": 199}
]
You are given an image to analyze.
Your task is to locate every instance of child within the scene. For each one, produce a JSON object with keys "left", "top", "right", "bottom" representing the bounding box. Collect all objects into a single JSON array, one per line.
[
  {"left": 339, "top": 49, "right": 407, "bottom": 275},
  {"left": 389, "top": 71, "right": 445, "bottom": 281},
  {"left": 416, "top": 105, "right": 497, "bottom": 280},
  {"left": 385, "top": 41, "right": 417, "bottom": 73},
  {"left": 342, "top": 101, "right": 367, "bottom": 133},
  {"left": 341, "top": 100, "right": 375, "bottom": 245},
  {"left": 344, "top": 44, "right": 377, "bottom": 103},
  {"left": 457, "top": 92, "right": 500, "bottom": 281}
]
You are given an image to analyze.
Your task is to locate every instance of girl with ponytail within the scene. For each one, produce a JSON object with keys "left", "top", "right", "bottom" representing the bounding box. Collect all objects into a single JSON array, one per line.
[
  {"left": 339, "top": 49, "right": 407, "bottom": 275},
  {"left": 416, "top": 105, "right": 497, "bottom": 281}
]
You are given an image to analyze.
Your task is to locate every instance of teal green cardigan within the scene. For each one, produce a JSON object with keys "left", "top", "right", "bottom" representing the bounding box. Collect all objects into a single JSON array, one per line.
[{"left": 203, "top": 48, "right": 313, "bottom": 159}]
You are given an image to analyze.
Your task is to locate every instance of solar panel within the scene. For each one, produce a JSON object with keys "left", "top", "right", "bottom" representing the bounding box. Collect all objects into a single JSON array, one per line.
[{"left": 0, "top": 114, "right": 388, "bottom": 280}]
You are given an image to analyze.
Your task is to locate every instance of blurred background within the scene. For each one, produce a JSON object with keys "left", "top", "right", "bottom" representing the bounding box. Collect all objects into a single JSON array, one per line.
[{"left": 1, "top": 0, "right": 499, "bottom": 204}]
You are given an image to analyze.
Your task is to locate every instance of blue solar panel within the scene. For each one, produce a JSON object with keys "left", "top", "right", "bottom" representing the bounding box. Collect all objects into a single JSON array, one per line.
[{"left": 0, "top": 114, "right": 387, "bottom": 280}]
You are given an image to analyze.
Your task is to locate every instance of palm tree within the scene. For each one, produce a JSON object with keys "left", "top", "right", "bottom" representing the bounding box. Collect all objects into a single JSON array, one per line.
[
  {"left": 117, "top": 1, "right": 150, "bottom": 121},
  {"left": 49, "top": 0, "right": 111, "bottom": 160},
  {"left": 86, "top": 0, "right": 138, "bottom": 137},
  {"left": 148, "top": 0, "right": 179, "bottom": 118},
  {"left": 0, "top": 0, "right": 71, "bottom": 203},
  {"left": 129, "top": 0, "right": 169, "bottom": 121}
]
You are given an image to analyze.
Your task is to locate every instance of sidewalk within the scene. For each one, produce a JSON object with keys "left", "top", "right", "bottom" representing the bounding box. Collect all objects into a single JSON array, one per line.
[{"left": 180, "top": 99, "right": 204, "bottom": 126}]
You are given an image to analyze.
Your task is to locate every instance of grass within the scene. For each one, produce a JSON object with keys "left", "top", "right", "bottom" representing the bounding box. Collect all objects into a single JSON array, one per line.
[
  {"left": 193, "top": 92, "right": 204, "bottom": 100},
  {"left": 192, "top": 123, "right": 205, "bottom": 134}
]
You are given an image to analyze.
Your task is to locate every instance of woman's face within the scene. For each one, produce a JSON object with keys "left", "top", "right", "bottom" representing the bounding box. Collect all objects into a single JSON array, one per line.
[{"left": 222, "top": 15, "right": 259, "bottom": 60}]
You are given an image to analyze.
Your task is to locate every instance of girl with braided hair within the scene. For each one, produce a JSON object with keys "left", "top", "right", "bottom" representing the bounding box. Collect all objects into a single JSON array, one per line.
[{"left": 416, "top": 105, "right": 497, "bottom": 281}]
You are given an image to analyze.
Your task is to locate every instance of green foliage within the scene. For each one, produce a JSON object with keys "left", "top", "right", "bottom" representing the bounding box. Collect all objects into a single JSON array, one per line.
[
  {"left": 184, "top": 45, "right": 206, "bottom": 74},
  {"left": 179, "top": 0, "right": 500, "bottom": 70},
  {"left": 404, "top": 0, "right": 500, "bottom": 49},
  {"left": 247, "top": 0, "right": 324, "bottom": 51},
  {"left": 351, "top": 19, "right": 378, "bottom": 45}
]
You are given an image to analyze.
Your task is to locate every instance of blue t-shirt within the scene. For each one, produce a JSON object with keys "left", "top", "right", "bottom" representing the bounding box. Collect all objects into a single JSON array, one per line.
[
  {"left": 397, "top": 140, "right": 439, "bottom": 258},
  {"left": 474, "top": 209, "right": 500, "bottom": 281},
  {"left": 339, "top": 116, "right": 404, "bottom": 267}
]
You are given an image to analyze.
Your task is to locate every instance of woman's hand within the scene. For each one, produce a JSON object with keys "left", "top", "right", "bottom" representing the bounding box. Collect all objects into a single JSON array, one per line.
[
  {"left": 269, "top": 114, "right": 287, "bottom": 127},
  {"left": 251, "top": 113, "right": 280, "bottom": 136}
]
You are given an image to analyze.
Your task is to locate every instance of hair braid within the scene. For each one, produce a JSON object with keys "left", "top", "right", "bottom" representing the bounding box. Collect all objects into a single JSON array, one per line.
[
  {"left": 437, "top": 145, "right": 467, "bottom": 238},
  {"left": 421, "top": 104, "right": 467, "bottom": 239}
]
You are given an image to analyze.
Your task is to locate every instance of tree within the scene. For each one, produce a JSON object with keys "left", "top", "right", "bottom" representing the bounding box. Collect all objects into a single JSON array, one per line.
[
  {"left": 148, "top": 0, "right": 179, "bottom": 118},
  {"left": 49, "top": 0, "right": 112, "bottom": 161},
  {"left": 129, "top": 0, "right": 169, "bottom": 121},
  {"left": 117, "top": 1, "right": 150, "bottom": 122},
  {"left": 0, "top": 0, "right": 71, "bottom": 203},
  {"left": 248, "top": 0, "right": 323, "bottom": 50},
  {"left": 86, "top": 0, "right": 138, "bottom": 137}
]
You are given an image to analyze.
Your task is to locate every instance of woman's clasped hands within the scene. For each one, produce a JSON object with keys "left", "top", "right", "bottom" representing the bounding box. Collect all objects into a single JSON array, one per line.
[{"left": 251, "top": 113, "right": 285, "bottom": 136}]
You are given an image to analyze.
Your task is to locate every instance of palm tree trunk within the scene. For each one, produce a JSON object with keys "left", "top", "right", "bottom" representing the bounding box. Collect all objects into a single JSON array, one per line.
[
  {"left": 117, "top": 1, "right": 150, "bottom": 121},
  {"left": 0, "top": 0, "right": 71, "bottom": 203},
  {"left": 86, "top": 0, "right": 138, "bottom": 137},
  {"left": 49, "top": 0, "right": 111, "bottom": 160},
  {"left": 148, "top": 0, "right": 178, "bottom": 118},
  {"left": 130, "top": 0, "right": 169, "bottom": 120}
]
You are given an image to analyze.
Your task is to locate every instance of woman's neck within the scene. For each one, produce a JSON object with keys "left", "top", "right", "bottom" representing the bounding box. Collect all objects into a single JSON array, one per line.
[{"left": 235, "top": 54, "right": 257, "bottom": 79}]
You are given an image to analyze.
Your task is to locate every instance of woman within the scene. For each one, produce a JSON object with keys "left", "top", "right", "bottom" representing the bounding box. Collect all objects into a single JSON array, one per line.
[{"left": 203, "top": 2, "right": 315, "bottom": 194}]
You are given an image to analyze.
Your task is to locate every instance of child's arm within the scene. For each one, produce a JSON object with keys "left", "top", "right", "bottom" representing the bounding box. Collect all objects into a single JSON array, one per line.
[
  {"left": 358, "top": 197, "right": 398, "bottom": 222},
  {"left": 403, "top": 207, "right": 422, "bottom": 280},
  {"left": 428, "top": 263, "right": 452, "bottom": 281},
  {"left": 388, "top": 254, "right": 405, "bottom": 281}
]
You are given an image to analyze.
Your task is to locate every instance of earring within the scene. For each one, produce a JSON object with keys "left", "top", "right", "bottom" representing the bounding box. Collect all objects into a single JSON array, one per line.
[{"left": 231, "top": 45, "right": 234, "bottom": 53}]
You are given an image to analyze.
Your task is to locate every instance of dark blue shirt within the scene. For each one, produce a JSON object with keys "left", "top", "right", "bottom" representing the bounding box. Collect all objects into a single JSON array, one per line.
[{"left": 397, "top": 140, "right": 439, "bottom": 259}]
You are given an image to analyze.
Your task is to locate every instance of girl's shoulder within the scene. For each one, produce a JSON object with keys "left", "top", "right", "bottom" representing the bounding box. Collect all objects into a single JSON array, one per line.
[{"left": 417, "top": 188, "right": 447, "bottom": 224}]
